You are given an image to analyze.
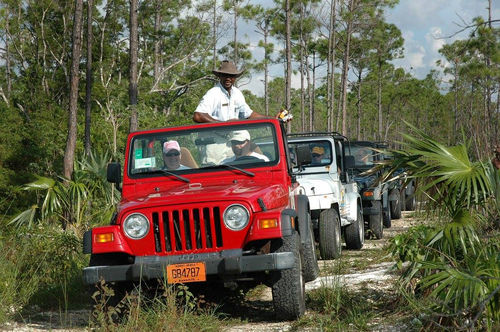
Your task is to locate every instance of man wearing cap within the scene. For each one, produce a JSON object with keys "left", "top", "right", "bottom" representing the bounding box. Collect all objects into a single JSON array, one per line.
[
  {"left": 162, "top": 140, "right": 190, "bottom": 170},
  {"left": 222, "top": 130, "right": 269, "bottom": 163},
  {"left": 193, "top": 60, "right": 267, "bottom": 123},
  {"left": 311, "top": 146, "right": 325, "bottom": 165}
]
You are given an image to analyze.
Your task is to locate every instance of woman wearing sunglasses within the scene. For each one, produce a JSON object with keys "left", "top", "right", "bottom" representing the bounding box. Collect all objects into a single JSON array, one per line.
[{"left": 162, "top": 141, "right": 190, "bottom": 170}]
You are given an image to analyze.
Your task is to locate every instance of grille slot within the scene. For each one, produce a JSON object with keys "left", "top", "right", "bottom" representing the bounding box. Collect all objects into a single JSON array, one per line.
[{"left": 157, "top": 206, "right": 224, "bottom": 253}]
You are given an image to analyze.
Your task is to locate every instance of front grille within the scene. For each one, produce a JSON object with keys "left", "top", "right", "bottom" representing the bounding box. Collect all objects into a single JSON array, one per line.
[{"left": 152, "top": 206, "right": 224, "bottom": 253}]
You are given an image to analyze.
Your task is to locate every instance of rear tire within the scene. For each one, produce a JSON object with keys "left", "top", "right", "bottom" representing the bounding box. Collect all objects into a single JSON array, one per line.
[
  {"left": 345, "top": 206, "right": 364, "bottom": 250},
  {"left": 400, "top": 188, "right": 407, "bottom": 211},
  {"left": 271, "top": 231, "right": 306, "bottom": 320},
  {"left": 368, "top": 201, "right": 383, "bottom": 239},
  {"left": 319, "top": 208, "right": 342, "bottom": 259},
  {"left": 406, "top": 194, "right": 416, "bottom": 211},
  {"left": 390, "top": 189, "right": 402, "bottom": 219},
  {"left": 383, "top": 205, "right": 392, "bottom": 228}
]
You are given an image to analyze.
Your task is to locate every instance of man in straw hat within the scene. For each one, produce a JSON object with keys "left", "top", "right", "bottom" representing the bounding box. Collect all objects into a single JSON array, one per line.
[{"left": 193, "top": 60, "right": 267, "bottom": 123}]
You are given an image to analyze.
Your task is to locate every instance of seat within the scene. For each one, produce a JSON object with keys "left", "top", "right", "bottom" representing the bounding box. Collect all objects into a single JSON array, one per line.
[{"left": 180, "top": 147, "right": 199, "bottom": 168}]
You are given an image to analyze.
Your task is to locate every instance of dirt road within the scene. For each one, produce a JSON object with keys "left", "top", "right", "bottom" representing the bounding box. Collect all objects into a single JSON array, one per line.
[
  {"left": 4, "top": 211, "right": 419, "bottom": 331},
  {"left": 225, "top": 210, "right": 419, "bottom": 331}
]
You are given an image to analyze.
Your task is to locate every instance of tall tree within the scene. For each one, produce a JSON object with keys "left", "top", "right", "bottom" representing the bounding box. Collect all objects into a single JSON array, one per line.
[
  {"left": 327, "top": 0, "right": 338, "bottom": 132},
  {"left": 370, "top": 20, "right": 403, "bottom": 140},
  {"left": 63, "top": 0, "right": 84, "bottom": 180},
  {"left": 84, "top": 0, "right": 94, "bottom": 156},
  {"left": 285, "top": 0, "right": 291, "bottom": 131},
  {"left": 129, "top": 0, "right": 138, "bottom": 132}
]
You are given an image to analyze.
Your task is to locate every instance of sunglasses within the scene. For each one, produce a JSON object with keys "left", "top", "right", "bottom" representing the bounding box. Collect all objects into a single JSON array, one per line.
[
  {"left": 164, "top": 151, "right": 180, "bottom": 157},
  {"left": 312, "top": 153, "right": 322, "bottom": 158},
  {"left": 231, "top": 140, "right": 246, "bottom": 145}
]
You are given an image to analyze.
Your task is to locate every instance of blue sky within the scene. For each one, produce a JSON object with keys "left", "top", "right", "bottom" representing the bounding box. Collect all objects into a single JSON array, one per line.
[
  {"left": 232, "top": 0, "right": 498, "bottom": 96},
  {"left": 386, "top": 0, "right": 499, "bottom": 79}
]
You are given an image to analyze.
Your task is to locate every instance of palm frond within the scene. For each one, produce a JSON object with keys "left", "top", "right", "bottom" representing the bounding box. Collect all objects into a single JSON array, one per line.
[{"left": 8, "top": 205, "right": 38, "bottom": 228}]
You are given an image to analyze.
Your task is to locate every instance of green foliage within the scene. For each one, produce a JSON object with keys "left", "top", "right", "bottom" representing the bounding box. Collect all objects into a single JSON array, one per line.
[
  {"left": 90, "top": 281, "right": 223, "bottom": 331},
  {"left": 7, "top": 151, "right": 118, "bottom": 231},
  {"left": 384, "top": 126, "right": 500, "bottom": 328},
  {"left": 389, "top": 224, "right": 500, "bottom": 329},
  {"left": 0, "top": 226, "right": 87, "bottom": 323}
]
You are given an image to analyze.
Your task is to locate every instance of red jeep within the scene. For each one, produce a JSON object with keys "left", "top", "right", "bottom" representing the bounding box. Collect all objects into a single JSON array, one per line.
[{"left": 82, "top": 119, "right": 318, "bottom": 319}]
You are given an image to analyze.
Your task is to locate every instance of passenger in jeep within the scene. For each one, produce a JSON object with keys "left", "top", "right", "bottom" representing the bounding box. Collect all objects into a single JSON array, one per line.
[
  {"left": 222, "top": 130, "right": 269, "bottom": 163},
  {"left": 162, "top": 140, "right": 190, "bottom": 170},
  {"left": 311, "top": 146, "right": 325, "bottom": 165}
]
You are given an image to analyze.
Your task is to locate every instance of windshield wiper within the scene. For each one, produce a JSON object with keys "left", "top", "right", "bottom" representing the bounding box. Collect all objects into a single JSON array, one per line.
[
  {"left": 150, "top": 169, "right": 190, "bottom": 183},
  {"left": 202, "top": 164, "right": 255, "bottom": 177}
]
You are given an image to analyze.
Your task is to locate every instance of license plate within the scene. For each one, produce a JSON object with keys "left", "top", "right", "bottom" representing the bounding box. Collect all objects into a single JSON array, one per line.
[{"left": 166, "top": 262, "right": 206, "bottom": 284}]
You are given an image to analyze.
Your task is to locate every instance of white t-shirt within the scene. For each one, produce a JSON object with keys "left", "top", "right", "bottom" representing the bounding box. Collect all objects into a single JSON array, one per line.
[
  {"left": 222, "top": 152, "right": 270, "bottom": 164},
  {"left": 194, "top": 83, "right": 253, "bottom": 121}
]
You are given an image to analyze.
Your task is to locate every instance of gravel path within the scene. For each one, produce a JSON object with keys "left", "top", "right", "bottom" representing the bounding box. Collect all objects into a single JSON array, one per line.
[{"left": 4, "top": 211, "right": 419, "bottom": 331}]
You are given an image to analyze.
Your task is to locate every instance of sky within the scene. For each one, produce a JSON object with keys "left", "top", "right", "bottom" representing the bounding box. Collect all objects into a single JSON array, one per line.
[{"left": 231, "top": 0, "right": 499, "bottom": 96}]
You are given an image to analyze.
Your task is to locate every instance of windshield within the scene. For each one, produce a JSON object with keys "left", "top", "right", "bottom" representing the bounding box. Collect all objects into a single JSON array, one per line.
[
  {"left": 346, "top": 145, "right": 375, "bottom": 167},
  {"left": 288, "top": 140, "right": 333, "bottom": 168},
  {"left": 128, "top": 123, "right": 278, "bottom": 178}
]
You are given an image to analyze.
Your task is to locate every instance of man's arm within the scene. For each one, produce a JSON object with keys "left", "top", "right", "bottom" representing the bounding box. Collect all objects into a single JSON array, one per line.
[{"left": 193, "top": 112, "right": 219, "bottom": 123}]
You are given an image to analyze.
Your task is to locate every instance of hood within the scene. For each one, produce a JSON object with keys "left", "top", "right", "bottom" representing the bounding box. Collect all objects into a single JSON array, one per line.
[
  {"left": 353, "top": 174, "right": 377, "bottom": 189},
  {"left": 296, "top": 177, "right": 335, "bottom": 196},
  {"left": 118, "top": 180, "right": 288, "bottom": 214}
]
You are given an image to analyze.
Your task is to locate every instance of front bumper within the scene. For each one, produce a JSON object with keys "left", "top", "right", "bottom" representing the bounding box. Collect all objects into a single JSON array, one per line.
[{"left": 83, "top": 249, "right": 295, "bottom": 285}]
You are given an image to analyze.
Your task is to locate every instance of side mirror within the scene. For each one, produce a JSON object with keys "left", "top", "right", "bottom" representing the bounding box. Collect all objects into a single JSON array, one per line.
[
  {"left": 295, "top": 144, "right": 312, "bottom": 167},
  {"left": 344, "top": 155, "right": 355, "bottom": 169},
  {"left": 107, "top": 162, "right": 122, "bottom": 184}
]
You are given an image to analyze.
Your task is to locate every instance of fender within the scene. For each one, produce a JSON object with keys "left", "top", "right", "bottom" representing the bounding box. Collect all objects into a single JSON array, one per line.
[
  {"left": 281, "top": 209, "right": 296, "bottom": 237},
  {"left": 295, "top": 194, "right": 312, "bottom": 245},
  {"left": 344, "top": 191, "right": 360, "bottom": 222}
]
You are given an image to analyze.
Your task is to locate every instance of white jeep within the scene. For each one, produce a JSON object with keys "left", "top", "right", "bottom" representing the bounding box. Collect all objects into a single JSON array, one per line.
[{"left": 288, "top": 133, "right": 364, "bottom": 259}]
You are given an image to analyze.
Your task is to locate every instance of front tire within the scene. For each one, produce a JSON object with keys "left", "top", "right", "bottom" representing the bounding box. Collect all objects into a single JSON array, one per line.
[
  {"left": 271, "top": 231, "right": 306, "bottom": 320},
  {"left": 345, "top": 206, "right": 364, "bottom": 250},
  {"left": 319, "top": 208, "right": 342, "bottom": 259},
  {"left": 302, "top": 213, "right": 319, "bottom": 282}
]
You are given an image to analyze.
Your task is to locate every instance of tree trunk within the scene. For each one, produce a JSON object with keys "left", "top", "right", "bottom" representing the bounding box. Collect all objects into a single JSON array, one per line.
[
  {"left": 357, "top": 70, "right": 362, "bottom": 140},
  {"left": 213, "top": 0, "right": 217, "bottom": 70},
  {"left": 233, "top": 0, "right": 238, "bottom": 64},
  {"left": 310, "top": 51, "right": 316, "bottom": 131},
  {"left": 377, "top": 62, "right": 383, "bottom": 140},
  {"left": 153, "top": 0, "right": 162, "bottom": 86},
  {"left": 264, "top": 26, "right": 269, "bottom": 116},
  {"left": 129, "top": 0, "right": 139, "bottom": 132},
  {"left": 306, "top": 50, "right": 313, "bottom": 131},
  {"left": 84, "top": 0, "right": 93, "bottom": 156},
  {"left": 63, "top": 0, "right": 84, "bottom": 180},
  {"left": 5, "top": 13, "right": 12, "bottom": 98},
  {"left": 285, "top": 0, "right": 292, "bottom": 132},
  {"left": 299, "top": 2, "right": 305, "bottom": 132},
  {"left": 340, "top": 0, "right": 354, "bottom": 136},
  {"left": 327, "top": 0, "right": 337, "bottom": 132}
]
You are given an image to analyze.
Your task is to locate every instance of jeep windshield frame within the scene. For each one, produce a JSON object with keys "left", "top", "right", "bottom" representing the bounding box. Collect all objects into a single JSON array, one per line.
[
  {"left": 127, "top": 122, "right": 279, "bottom": 179},
  {"left": 346, "top": 143, "right": 377, "bottom": 169},
  {"left": 288, "top": 139, "right": 334, "bottom": 171}
]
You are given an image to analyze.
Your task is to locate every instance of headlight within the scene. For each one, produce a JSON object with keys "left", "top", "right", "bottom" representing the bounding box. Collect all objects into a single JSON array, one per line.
[
  {"left": 223, "top": 204, "right": 250, "bottom": 231},
  {"left": 123, "top": 213, "right": 150, "bottom": 239}
]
